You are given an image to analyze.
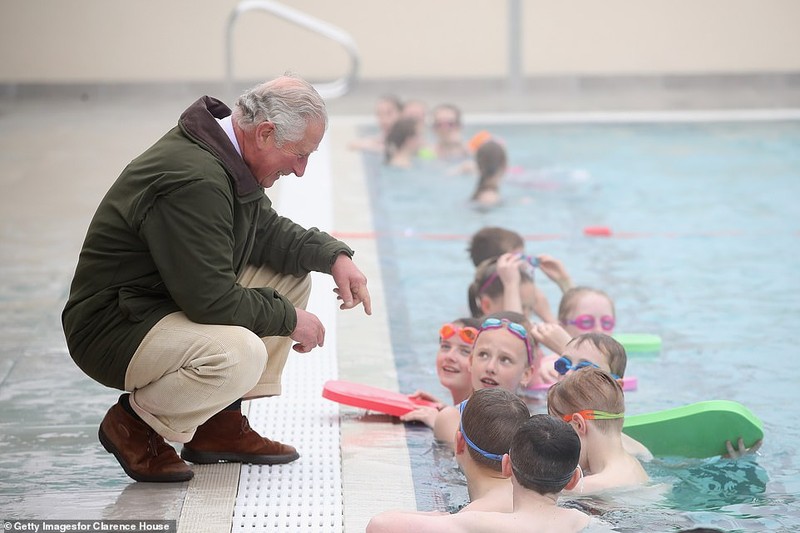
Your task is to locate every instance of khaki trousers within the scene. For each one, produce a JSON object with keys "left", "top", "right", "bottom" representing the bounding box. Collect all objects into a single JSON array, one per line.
[{"left": 124, "top": 265, "right": 311, "bottom": 443}]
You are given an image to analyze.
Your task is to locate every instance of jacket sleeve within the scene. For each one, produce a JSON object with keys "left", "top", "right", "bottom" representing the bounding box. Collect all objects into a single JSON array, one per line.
[
  {"left": 136, "top": 181, "right": 295, "bottom": 338},
  {"left": 249, "top": 200, "right": 354, "bottom": 275}
]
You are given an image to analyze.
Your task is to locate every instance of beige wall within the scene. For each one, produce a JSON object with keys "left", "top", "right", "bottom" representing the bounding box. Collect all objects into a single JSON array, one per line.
[{"left": 1, "top": 0, "right": 799, "bottom": 84}]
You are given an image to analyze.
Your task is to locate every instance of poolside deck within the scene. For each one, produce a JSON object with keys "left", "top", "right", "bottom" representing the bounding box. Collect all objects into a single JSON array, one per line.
[{"left": 0, "top": 91, "right": 419, "bottom": 532}]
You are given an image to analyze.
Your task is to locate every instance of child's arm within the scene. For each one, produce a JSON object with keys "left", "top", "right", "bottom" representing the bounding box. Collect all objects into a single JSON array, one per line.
[
  {"left": 537, "top": 353, "right": 562, "bottom": 384},
  {"left": 622, "top": 433, "right": 654, "bottom": 461},
  {"left": 536, "top": 253, "right": 574, "bottom": 293},
  {"left": 530, "top": 323, "right": 573, "bottom": 355},
  {"left": 432, "top": 405, "right": 459, "bottom": 449},
  {"left": 532, "top": 285, "right": 557, "bottom": 323},
  {"left": 400, "top": 405, "right": 441, "bottom": 428},
  {"left": 366, "top": 510, "right": 450, "bottom": 533},
  {"left": 497, "top": 253, "right": 524, "bottom": 314}
]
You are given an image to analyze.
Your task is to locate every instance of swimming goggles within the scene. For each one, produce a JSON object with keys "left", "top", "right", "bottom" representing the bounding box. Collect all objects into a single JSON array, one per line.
[
  {"left": 479, "top": 318, "right": 534, "bottom": 367},
  {"left": 562, "top": 409, "right": 624, "bottom": 422},
  {"left": 564, "top": 314, "right": 615, "bottom": 332},
  {"left": 458, "top": 399, "right": 503, "bottom": 461},
  {"left": 477, "top": 254, "right": 539, "bottom": 295},
  {"left": 554, "top": 356, "right": 619, "bottom": 380},
  {"left": 439, "top": 323, "right": 479, "bottom": 345}
]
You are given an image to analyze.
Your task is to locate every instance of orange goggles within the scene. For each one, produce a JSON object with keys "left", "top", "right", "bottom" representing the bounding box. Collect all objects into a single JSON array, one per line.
[
  {"left": 439, "top": 324, "right": 479, "bottom": 345},
  {"left": 562, "top": 409, "right": 624, "bottom": 422}
]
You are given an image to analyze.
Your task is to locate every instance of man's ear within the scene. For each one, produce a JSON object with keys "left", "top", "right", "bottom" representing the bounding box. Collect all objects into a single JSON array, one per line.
[
  {"left": 255, "top": 121, "right": 275, "bottom": 147},
  {"left": 501, "top": 453, "right": 512, "bottom": 479}
]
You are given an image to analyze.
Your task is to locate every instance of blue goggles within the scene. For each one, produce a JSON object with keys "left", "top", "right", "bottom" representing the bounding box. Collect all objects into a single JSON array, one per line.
[
  {"left": 479, "top": 318, "right": 534, "bottom": 367},
  {"left": 458, "top": 399, "right": 504, "bottom": 461},
  {"left": 554, "top": 356, "right": 619, "bottom": 380}
]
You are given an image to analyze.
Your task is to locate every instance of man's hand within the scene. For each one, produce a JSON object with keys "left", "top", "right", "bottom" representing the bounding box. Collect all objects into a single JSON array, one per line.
[
  {"left": 331, "top": 254, "right": 372, "bottom": 315},
  {"left": 291, "top": 308, "right": 325, "bottom": 353}
]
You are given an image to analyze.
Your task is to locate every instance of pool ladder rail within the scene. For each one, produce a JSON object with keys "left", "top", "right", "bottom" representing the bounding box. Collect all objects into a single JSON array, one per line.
[{"left": 225, "top": 0, "right": 360, "bottom": 100}]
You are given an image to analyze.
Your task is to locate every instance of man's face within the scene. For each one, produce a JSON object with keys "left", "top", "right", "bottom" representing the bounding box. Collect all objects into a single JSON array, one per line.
[{"left": 248, "top": 119, "right": 325, "bottom": 188}]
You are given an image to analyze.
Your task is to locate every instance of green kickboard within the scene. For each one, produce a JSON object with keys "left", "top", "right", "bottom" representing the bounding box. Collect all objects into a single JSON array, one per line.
[
  {"left": 613, "top": 333, "right": 662, "bottom": 355},
  {"left": 622, "top": 400, "right": 764, "bottom": 459}
]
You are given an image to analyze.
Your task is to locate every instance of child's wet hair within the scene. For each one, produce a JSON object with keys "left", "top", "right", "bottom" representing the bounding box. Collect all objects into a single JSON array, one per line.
[
  {"left": 467, "top": 226, "right": 524, "bottom": 267},
  {"left": 566, "top": 332, "right": 627, "bottom": 378},
  {"left": 384, "top": 117, "right": 419, "bottom": 164},
  {"left": 472, "top": 140, "right": 507, "bottom": 200},
  {"left": 547, "top": 367, "right": 625, "bottom": 434},
  {"left": 557, "top": 286, "right": 615, "bottom": 323},
  {"left": 468, "top": 256, "right": 534, "bottom": 318},
  {"left": 508, "top": 414, "right": 580, "bottom": 495},
  {"left": 460, "top": 388, "right": 530, "bottom": 472},
  {"left": 452, "top": 316, "right": 482, "bottom": 330}
]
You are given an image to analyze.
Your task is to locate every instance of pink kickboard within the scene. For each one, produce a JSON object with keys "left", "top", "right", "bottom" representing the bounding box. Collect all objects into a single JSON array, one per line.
[
  {"left": 322, "top": 379, "right": 440, "bottom": 417},
  {"left": 526, "top": 375, "right": 638, "bottom": 392}
]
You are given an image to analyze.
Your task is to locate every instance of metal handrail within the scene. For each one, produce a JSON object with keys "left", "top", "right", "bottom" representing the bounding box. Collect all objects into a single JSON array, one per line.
[{"left": 225, "top": 1, "right": 360, "bottom": 100}]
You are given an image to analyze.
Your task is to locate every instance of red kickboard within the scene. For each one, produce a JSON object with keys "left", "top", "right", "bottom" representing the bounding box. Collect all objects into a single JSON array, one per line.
[
  {"left": 526, "top": 375, "right": 638, "bottom": 392},
  {"left": 322, "top": 379, "right": 439, "bottom": 417}
]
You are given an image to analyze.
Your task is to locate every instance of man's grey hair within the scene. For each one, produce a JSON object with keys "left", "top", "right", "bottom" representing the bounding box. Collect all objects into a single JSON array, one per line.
[{"left": 233, "top": 74, "right": 327, "bottom": 145}]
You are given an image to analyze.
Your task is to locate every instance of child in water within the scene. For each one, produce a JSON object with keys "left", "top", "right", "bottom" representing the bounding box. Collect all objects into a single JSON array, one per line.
[
  {"left": 468, "top": 251, "right": 565, "bottom": 328},
  {"left": 467, "top": 226, "right": 574, "bottom": 324},
  {"left": 384, "top": 117, "right": 423, "bottom": 169},
  {"left": 433, "top": 312, "right": 536, "bottom": 446},
  {"left": 401, "top": 317, "right": 481, "bottom": 428},
  {"left": 547, "top": 367, "right": 649, "bottom": 494},
  {"left": 367, "top": 414, "right": 592, "bottom": 533},
  {"left": 348, "top": 93, "right": 403, "bottom": 152},
  {"left": 533, "top": 286, "right": 617, "bottom": 382},
  {"left": 470, "top": 139, "right": 506, "bottom": 210}
]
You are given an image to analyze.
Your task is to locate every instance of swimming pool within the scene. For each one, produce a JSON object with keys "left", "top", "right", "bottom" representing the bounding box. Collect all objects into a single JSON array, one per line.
[{"left": 361, "top": 117, "right": 800, "bottom": 531}]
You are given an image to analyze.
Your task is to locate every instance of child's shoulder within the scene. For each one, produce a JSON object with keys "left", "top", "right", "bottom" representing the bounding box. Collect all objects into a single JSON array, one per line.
[{"left": 433, "top": 405, "right": 460, "bottom": 444}]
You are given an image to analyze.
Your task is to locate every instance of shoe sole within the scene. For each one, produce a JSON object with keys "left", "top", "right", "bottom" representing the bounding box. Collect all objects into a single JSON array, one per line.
[
  {"left": 181, "top": 446, "right": 300, "bottom": 465},
  {"left": 99, "top": 426, "right": 194, "bottom": 483}
]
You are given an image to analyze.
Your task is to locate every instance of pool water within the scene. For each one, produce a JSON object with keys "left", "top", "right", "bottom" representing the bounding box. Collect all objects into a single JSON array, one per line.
[{"left": 361, "top": 118, "right": 800, "bottom": 531}]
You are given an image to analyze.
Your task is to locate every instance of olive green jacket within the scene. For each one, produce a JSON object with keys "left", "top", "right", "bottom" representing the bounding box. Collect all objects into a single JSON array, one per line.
[{"left": 62, "top": 96, "right": 353, "bottom": 389}]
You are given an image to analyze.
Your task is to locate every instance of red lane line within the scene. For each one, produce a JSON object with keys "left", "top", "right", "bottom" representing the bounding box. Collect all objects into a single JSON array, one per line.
[{"left": 331, "top": 230, "right": 793, "bottom": 240}]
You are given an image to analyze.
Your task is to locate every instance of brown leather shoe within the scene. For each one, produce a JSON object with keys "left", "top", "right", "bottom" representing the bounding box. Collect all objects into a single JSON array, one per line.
[
  {"left": 181, "top": 410, "right": 299, "bottom": 465},
  {"left": 99, "top": 395, "right": 194, "bottom": 482}
]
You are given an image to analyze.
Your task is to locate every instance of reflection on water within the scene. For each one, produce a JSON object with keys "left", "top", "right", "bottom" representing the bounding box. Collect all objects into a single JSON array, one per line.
[{"left": 656, "top": 456, "right": 769, "bottom": 511}]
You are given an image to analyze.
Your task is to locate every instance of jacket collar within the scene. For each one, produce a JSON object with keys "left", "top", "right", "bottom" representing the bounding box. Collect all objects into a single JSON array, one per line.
[{"left": 178, "top": 96, "right": 262, "bottom": 198}]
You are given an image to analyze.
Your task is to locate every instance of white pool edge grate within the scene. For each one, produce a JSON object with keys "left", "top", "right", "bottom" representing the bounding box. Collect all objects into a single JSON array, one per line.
[{"left": 232, "top": 272, "right": 342, "bottom": 532}]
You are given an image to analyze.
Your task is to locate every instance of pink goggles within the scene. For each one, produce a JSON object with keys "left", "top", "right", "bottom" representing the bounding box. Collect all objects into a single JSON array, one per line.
[{"left": 564, "top": 314, "right": 615, "bottom": 332}]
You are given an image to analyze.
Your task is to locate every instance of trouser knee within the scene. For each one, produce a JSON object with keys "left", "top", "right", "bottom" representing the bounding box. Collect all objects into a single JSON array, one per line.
[{"left": 226, "top": 329, "right": 269, "bottom": 396}]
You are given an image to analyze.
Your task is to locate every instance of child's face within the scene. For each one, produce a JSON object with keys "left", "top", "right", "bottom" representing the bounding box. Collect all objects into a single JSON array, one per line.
[
  {"left": 432, "top": 108, "right": 462, "bottom": 142},
  {"left": 436, "top": 328, "right": 474, "bottom": 394},
  {"left": 482, "top": 280, "right": 537, "bottom": 320},
  {"left": 469, "top": 328, "right": 532, "bottom": 392},
  {"left": 560, "top": 341, "right": 612, "bottom": 376},
  {"left": 375, "top": 99, "right": 401, "bottom": 134},
  {"left": 563, "top": 292, "right": 615, "bottom": 337}
]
